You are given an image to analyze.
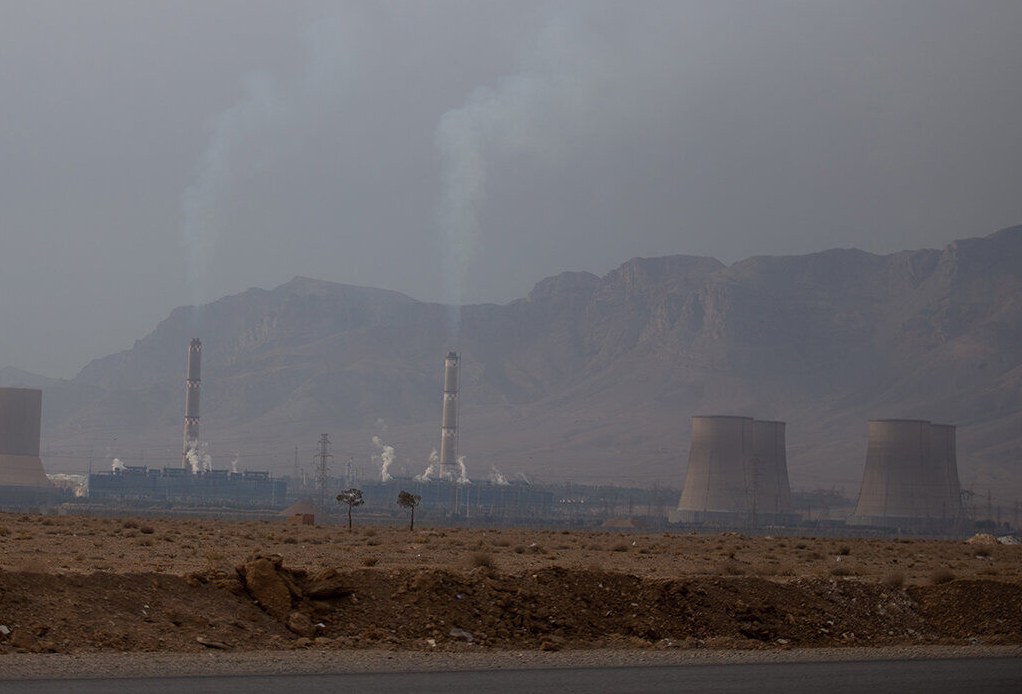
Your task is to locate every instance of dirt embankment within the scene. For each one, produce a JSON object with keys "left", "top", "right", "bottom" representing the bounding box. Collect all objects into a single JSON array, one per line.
[{"left": 1, "top": 555, "right": 1019, "bottom": 654}]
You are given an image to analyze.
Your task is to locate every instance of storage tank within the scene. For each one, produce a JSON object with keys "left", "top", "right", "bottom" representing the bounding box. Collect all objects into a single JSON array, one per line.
[
  {"left": 0, "top": 387, "right": 53, "bottom": 488},
  {"left": 673, "top": 416, "right": 754, "bottom": 523}
]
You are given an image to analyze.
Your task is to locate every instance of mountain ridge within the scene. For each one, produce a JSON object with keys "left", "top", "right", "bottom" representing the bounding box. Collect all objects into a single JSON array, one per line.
[{"left": 29, "top": 225, "right": 1022, "bottom": 506}]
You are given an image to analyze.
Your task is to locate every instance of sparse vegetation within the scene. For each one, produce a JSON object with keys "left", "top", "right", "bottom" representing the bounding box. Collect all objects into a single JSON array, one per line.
[
  {"left": 335, "top": 488, "right": 365, "bottom": 529},
  {"left": 397, "top": 490, "right": 421, "bottom": 531}
]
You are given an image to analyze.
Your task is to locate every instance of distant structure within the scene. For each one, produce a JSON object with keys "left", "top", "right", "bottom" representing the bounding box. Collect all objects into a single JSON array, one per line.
[
  {"left": 671, "top": 415, "right": 795, "bottom": 525},
  {"left": 182, "top": 338, "right": 201, "bottom": 469},
  {"left": 851, "top": 419, "right": 963, "bottom": 532},
  {"left": 438, "top": 351, "right": 460, "bottom": 480},
  {"left": 0, "top": 387, "right": 54, "bottom": 492}
]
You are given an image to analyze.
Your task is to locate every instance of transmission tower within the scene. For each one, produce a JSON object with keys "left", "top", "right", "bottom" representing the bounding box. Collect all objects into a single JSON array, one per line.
[
  {"left": 292, "top": 446, "right": 300, "bottom": 489},
  {"left": 314, "top": 434, "right": 332, "bottom": 509}
]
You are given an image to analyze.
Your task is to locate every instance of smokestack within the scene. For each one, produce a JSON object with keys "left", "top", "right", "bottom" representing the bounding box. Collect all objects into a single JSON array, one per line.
[
  {"left": 750, "top": 420, "right": 794, "bottom": 516},
  {"left": 438, "top": 351, "right": 459, "bottom": 479},
  {"left": 852, "top": 419, "right": 961, "bottom": 531},
  {"left": 674, "top": 416, "right": 754, "bottom": 522},
  {"left": 182, "top": 338, "right": 201, "bottom": 469},
  {"left": 0, "top": 387, "right": 53, "bottom": 488}
]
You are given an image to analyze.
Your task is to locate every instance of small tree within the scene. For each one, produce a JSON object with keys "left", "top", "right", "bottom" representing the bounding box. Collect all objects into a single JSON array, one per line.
[
  {"left": 397, "top": 490, "right": 421, "bottom": 531},
  {"left": 336, "top": 488, "right": 364, "bottom": 530}
]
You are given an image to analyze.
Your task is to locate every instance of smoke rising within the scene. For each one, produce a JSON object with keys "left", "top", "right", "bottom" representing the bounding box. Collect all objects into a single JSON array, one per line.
[
  {"left": 184, "top": 439, "right": 213, "bottom": 474},
  {"left": 372, "top": 435, "right": 395, "bottom": 482},
  {"left": 489, "top": 465, "right": 509, "bottom": 485},
  {"left": 110, "top": 458, "right": 125, "bottom": 472}
]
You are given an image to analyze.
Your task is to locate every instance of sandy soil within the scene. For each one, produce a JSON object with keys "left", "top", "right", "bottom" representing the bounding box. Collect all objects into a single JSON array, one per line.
[{"left": 0, "top": 512, "right": 1019, "bottom": 654}]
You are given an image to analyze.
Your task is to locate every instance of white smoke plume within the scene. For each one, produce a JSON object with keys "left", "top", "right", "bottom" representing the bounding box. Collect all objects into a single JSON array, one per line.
[
  {"left": 415, "top": 449, "right": 440, "bottom": 482},
  {"left": 372, "top": 435, "right": 395, "bottom": 482},
  {"left": 455, "top": 455, "right": 471, "bottom": 485},
  {"left": 184, "top": 439, "right": 213, "bottom": 474},
  {"left": 489, "top": 465, "right": 509, "bottom": 485},
  {"left": 111, "top": 458, "right": 125, "bottom": 472},
  {"left": 230, "top": 454, "right": 240, "bottom": 474},
  {"left": 435, "top": 12, "right": 597, "bottom": 334}
]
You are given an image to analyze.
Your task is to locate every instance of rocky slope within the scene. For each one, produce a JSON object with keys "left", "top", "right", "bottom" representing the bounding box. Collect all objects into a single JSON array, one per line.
[{"left": 28, "top": 226, "right": 1022, "bottom": 506}]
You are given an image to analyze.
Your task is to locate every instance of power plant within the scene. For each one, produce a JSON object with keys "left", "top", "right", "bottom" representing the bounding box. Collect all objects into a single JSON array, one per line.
[
  {"left": 438, "top": 351, "right": 459, "bottom": 480},
  {"left": 0, "top": 387, "right": 54, "bottom": 495},
  {"left": 182, "top": 337, "right": 201, "bottom": 469},
  {"left": 671, "top": 416, "right": 796, "bottom": 525},
  {"left": 851, "top": 419, "right": 964, "bottom": 532}
]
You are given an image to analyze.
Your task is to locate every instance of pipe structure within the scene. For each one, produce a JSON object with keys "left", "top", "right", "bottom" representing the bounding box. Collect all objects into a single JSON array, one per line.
[
  {"left": 182, "top": 338, "right": 201, "bottom": 470},
  {"left": 852, "top": 419, "right": 961, "bottom": 531},
  {"left": 438, "top": 351, "right": 459, "bottom": 480},
  {"left": 750, "top": 420, "right": 794, "bottom": 517},
  {"left": 0, "top": 387, "right": 53, "bottom": 487},
  {"left": 674, "top": 416, "right": 755, "bottom": 522}
]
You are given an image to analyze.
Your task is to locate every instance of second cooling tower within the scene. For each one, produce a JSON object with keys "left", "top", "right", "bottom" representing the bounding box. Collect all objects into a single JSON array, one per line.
[
  {"left": 0, "top": 387, "right": 54, "bottom": 489},
  {"left": 672, "top": 416, "right": 795, "bottom": 524},
  {"left": 852, "top": 419, "right": 963, "bottom": 532}
]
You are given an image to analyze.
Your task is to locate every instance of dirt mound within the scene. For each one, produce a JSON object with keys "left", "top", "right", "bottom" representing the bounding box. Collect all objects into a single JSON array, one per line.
[{"left": 3, "top": 560, "right": 1019, "bottom": 654}]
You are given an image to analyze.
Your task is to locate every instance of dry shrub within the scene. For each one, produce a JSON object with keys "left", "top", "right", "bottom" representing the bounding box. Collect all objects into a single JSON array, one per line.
[
  {"left": 883, "top": 572, "right": 905, "bottom": 588},
  {"left": 611, "top": 543, "right": 629, "bottom": 552},
  {"left": 366, "top": 538, "right": 381, "bottom": 546},
  {"left": 122, "top": 520, "right": 139, "bottom": 529},
  {"left": 837, "top": 545, "right": 851, "bottom": 556},
  {"left": 469, "top": 551, "right": 495, "bottom": 569},
  {"left": 282, "top": 536, "right": 298, "bottom": 545},
  {"left": 716, "top": 560, "right": 746, "bottom": 576},
  {"left": 362, "top": 556, "right": 379, "bottom": 567},
  {"left": 513, "top": 545, "right": 525, "bottom": 554},
  {"left": 930, "top": 569, "right": 956, "bottom": 585},
  {"left": 830, "top": 566, "right": 853, "bottom": 577},
  {"left": 493, "top": 538, "right": 511, "bottom": 547}
]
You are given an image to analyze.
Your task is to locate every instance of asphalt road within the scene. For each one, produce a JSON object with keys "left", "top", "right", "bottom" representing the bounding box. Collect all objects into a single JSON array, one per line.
[{"left": 2, "top": 658, "right": 1020, "bottom": 694}]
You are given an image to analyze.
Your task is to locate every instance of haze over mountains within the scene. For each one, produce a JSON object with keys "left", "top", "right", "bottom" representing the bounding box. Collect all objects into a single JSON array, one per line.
[{"left": 12, "top": 226, "right": 1022, "bottom": 506}]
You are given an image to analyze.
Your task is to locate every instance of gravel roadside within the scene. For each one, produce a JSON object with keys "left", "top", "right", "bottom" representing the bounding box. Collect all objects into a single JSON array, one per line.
[{"left": 3, "top": 645, "right": 1021, "bottom": 680}]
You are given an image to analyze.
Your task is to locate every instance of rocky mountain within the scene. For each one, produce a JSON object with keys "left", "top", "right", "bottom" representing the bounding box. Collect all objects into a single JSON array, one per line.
[{"left": 30, "top": 226, "right": 1022, "bottom": 508}]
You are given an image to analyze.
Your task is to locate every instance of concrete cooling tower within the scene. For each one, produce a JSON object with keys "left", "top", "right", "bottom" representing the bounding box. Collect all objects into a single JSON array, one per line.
[
  {"left": 0, "top": 387, "right": 54, "bottom": 489},
  {"left": 671, "top": 416, "right": 796, "bottom": 525},
  {"left": 751, "top": 420, "right": 794, "bottom": 517},
  {"left": 851, "top": 419, "right": 963, "bottom": 532}
]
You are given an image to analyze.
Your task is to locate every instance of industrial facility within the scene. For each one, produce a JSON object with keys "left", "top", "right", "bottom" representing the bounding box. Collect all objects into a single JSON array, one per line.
[
  {"left": 671, "top": 416, "right": 797, "bottom": 525},
  {"left": 86, "top": 338, "right": 287, "bottom": 509},
  {"left": 850, "top": 419, "right": 964, "bottom": 532},
  {"left": 0, "top": 387, "right": 56, "bottom": 504},
  {"left": 438, "top": 351, "right": 459, "bottom": 479}
]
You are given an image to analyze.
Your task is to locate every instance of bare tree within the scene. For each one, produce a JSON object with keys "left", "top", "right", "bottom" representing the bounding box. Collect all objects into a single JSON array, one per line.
[
  {"left": 336, "top": 488, "right": 364, "bottom": 530},
  {"left": 397, "top": 490, "right": 421, "bottom": 531}
]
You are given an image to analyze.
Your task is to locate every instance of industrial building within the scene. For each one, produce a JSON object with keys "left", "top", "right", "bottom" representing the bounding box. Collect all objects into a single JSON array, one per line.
[
  {"left": 88, "top": 466, "right": 286, "bottom": 507},
  {"left": 671, "top": 416, "right": 796, "bottom": 525},
  {"left": 0, "top": 387, "right": 56, "bottom": 504},
  {"left": 851, "top": 419, "right": 964, "bottom": 532}
]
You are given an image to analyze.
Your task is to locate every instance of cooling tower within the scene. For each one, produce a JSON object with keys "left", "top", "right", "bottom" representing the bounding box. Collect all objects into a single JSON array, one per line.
[
  {"left": 852, "top": 419, "right": 961, "bottom": 532},
  {"left": 438, "top": 351, "right": 459, "bottom": 479},
  {"left": 182, "top": 338, "right": 201, "bottom": 469},
  {"left": 0, "top": 387, "right": 53, "bottom": 488},
  {"left": 750, "top": 420, "right": 794, "bottom": 517},
  {"left": 929, "top": 423, "right": 963, "bottom": 521},
  {"left": 673, "top": 416, "right": 755, "bottom": 522}
]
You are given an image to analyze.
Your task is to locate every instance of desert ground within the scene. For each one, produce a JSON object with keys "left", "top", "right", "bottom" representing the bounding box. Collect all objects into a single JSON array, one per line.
[{"left": 0, "top": 511, "right": 1019, "bottom": 654}]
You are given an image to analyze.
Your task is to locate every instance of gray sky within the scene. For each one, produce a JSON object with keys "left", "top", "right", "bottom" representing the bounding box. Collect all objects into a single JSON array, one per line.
[{"left": 2, "top": 1, "right": 1021, "bottom": 377}]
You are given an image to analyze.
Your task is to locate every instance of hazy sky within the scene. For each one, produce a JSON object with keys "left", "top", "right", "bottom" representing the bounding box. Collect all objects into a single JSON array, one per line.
[{"left": 2, "top": 1, "right": 1021, "bottom": 377}]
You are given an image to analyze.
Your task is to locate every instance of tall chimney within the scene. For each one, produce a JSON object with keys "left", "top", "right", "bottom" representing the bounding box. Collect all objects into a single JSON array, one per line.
[
  {"left": 182, "top": 338, "right": 201, "bottom": 470},
  {"left": 438, "top": 351, "right": 459, "bottom": 480}
]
